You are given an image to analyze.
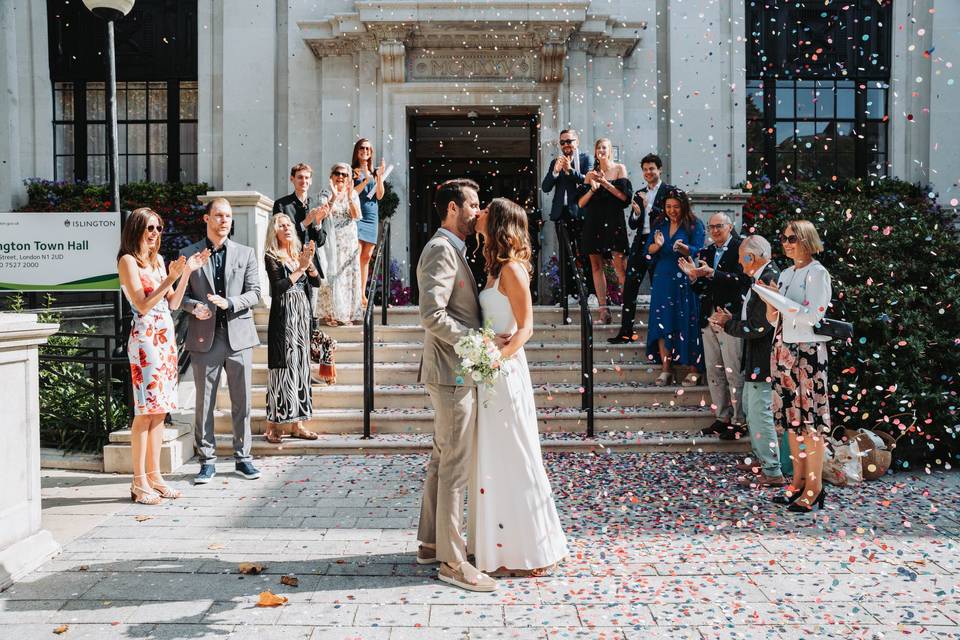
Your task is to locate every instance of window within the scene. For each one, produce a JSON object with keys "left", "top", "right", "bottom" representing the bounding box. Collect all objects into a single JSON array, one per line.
[
  {"left": 47, "top": 1, "right": 197, "bottom": 184},
  {"left": 746, "top": 1, "right": 892, "bottom": 182}
]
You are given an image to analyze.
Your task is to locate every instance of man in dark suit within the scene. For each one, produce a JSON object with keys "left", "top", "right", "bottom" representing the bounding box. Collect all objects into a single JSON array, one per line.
[
  {"left": 180, "top": 198, "right": 262, "bottom": 485},
  {"left": 679, "top": 212, "right": 747, "bottom": 438},
  {"left": 273, "top": 162, "right": 328, "bottom": 278},
  {"left": 542, "top": 129, "right": 593, "bottom": 301},
  {"left": 710, "top": 235, "right": 786, "bottom": 486},
  {"left": 609, "top": 153, "right": 673, "bottom": 343}
]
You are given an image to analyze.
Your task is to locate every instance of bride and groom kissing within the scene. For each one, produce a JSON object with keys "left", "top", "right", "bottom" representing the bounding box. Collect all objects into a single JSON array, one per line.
[{"left": 415, "top": 178, "right": 568, "bottom": 592}]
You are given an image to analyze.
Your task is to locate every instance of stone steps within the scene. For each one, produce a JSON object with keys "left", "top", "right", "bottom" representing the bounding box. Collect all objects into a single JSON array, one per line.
[
  {"left": 249, "top": 361, "right": 672, "bottom": 386},
  {"left": 212, "top": 405, "right": 718, "bottom": 435},
  {"left": 212, "top": 431, "right": 747, "bottom": 456},
  {"left": 217, "top": 382, "right": 711, "bottom": 411},
  {"left": 256, "top": 322, "right": 647, "bottom": 343}
]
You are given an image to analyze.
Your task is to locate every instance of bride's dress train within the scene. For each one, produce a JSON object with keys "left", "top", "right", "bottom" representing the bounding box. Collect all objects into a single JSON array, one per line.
[{"left": 468, "top": 276, "right": 568, "bottom": 573}]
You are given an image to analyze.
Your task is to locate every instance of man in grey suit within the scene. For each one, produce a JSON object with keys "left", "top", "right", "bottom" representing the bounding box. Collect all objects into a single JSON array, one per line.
[
  {"left": 415, "top": 179, "right": 497, "bottom": 592},
  {"left": 180, "top": 197, "right": 262, "bottom": 484}
]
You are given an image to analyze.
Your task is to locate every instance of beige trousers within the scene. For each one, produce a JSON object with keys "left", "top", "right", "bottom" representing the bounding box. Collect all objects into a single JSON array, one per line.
[{"left": 417, "top": 383, "right": 477, "bottom": 565}]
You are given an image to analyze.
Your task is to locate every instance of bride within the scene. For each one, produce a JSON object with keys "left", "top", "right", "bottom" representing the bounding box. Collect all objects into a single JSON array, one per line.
[{"left": 468, "top": 197, "right": 569, "bottom": 575}]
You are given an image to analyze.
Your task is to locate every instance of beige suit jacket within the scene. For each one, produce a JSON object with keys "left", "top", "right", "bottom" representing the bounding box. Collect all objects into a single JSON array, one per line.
[{"left": 417, "top": 231, "right": 482, "bottom": 386}]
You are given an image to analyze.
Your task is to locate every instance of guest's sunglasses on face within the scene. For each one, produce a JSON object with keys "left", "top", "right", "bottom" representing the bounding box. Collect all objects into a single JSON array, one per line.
[
  {"left": 145, "top": 225, "right": 161, "bottom": 232},
  {"left": 707, "top": 224, "right": 727, "bottom": 231},
  {"left": 559, "top": 139, "right": 576, "bottom": 145},
  {"left": 332, "top": 171, "right": 350, "bottom": 178},
  {"left": 359, "top": 146, "right": 372, "bottom": 151},
  {"left": 780, "top": 234, "right": 799, "bottom": 244}
]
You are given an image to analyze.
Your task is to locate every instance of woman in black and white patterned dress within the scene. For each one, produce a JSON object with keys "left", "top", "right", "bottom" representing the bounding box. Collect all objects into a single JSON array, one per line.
[{"left": 263, "top": 213, "right": 321, "bottom": 444}]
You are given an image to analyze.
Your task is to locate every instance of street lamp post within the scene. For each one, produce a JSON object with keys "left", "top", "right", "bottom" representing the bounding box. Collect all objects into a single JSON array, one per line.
[{"left": 82, "top": 0, "right": 135, "bottom": 387}]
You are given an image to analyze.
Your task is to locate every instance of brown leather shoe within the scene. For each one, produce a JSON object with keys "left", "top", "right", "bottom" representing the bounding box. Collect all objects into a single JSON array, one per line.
[
  {"left": 439, "top": 561, "right": 497, "bottom": 592},
  {"left": 416, "top": 545, "right": 438, "bottom": 565},
  {"left": 739, "top": 474, "right": 788, "bottom": 488},
  {"left": 735, "top": 462, "right": 761, "bottom": 474}
]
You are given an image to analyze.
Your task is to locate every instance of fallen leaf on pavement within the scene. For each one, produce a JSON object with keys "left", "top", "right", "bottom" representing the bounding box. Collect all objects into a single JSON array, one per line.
[
  {"left": 134, "top": 515, "right": 153, "bottom": 522},
  {"left": 53, "top": 624, "right": 69, "bottom": 634},
  {"left": 208, "top": 543, "right": 226, "bottom": 550},
  {"left": 238, "top": 563, "right": 265, "bottom": 575},
  {"left": 256, "top": 591, "right": 288, "bottom": 607},
  {"left": 280, "top": 575, "right": 299, "bottom": 587}
]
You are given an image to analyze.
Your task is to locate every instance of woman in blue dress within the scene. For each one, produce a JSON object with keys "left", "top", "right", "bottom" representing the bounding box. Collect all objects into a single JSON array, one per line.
[
  {"left": 644, "top": 188, "right": 706, "bottom": 386},
  {"left": 351, "top": 138, "right": 386, "bottom": 307}
]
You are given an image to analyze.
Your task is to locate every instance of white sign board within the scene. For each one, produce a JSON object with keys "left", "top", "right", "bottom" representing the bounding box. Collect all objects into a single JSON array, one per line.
[{"left": 0, "top": 212, "right": 121, "bottom": 291}]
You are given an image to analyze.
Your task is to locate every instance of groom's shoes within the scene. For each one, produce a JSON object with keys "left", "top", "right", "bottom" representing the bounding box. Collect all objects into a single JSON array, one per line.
[{"left": 416, "top": 545, "right": 439, "bottom": 565}]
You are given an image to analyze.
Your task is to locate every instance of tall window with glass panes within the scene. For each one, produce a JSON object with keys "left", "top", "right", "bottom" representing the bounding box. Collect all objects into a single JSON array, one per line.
[
  {"left": 745, "top": 0, "right": 892, "bottom": 182},
  {"left": 48, "top": 0, "right": 197, "bottom": 184}
]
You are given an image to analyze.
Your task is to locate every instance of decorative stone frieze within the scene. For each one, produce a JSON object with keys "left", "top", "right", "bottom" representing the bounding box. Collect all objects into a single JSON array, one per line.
[{"left": 407, "top": 50, "right": 538, "bottom": 82}]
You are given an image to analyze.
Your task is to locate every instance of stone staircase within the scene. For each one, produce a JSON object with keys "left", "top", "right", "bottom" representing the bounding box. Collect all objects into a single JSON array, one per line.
[{"left": 212, "top": 304, "right": 748, "bottom": 456}]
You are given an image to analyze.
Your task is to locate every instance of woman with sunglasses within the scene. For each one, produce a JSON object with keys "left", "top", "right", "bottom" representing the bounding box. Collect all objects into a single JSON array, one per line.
[
  {"left": 315, "top": 162, "right": 363, "bottom": 326},
  {"left": 351, "top": 138, "right": 386, "bottom": 308},
  {"left": 117, "top": 207, "right": 208, "bottom": 504},
  {"left": 753, "top": 220, "right": 832, "bottom": 513}
]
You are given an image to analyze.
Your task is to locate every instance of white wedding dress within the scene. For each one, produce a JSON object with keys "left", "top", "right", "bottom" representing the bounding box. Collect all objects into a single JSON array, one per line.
[{"left": 468, "top": 276, "right": 569, "bottom": 572}]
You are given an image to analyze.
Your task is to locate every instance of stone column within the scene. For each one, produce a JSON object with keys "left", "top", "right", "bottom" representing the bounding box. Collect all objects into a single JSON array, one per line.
[
  {"left": 0, "top": 313, "right": 60, "bottom": 590},
  {"left": 198, "top": 191, "right": 275, "bottom": 306}
]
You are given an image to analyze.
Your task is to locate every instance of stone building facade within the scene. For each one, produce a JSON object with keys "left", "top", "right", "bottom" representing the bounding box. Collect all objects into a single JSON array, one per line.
[{"left": 1, "top": 1, "right": 958, "bottom": 290}]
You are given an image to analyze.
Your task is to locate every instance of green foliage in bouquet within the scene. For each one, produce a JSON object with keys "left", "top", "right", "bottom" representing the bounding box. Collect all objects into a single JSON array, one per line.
[
  {"left": 743, "top": 177, "right": 960, "bottom": 469},
  {"left": 20, "top": 179, "right": 211, "bottom": 263}
]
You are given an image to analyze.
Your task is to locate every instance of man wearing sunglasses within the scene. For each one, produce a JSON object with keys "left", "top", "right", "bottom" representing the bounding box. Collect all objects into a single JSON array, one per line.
[{"left": 542, "top": 129, "right": 593, "bottom": 301}]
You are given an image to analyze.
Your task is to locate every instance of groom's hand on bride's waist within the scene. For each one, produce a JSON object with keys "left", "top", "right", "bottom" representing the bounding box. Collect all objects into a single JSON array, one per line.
[{"left": 494, "top": 333, "right": 513, "bottom": 349}]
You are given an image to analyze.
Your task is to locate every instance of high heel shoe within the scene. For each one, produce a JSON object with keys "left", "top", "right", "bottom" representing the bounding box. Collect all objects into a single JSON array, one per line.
[
  {"left": 146, "top": 471, "right": 182, "bottom": 499},
  {"left": 771, "top": 485, "right": 804, "bottom": 505},
  {"left": 130, "top": 475, "right": 165, "bottom": 505},
  {"left": 787, "top": 487, "right": 827, "bottom": 513}
]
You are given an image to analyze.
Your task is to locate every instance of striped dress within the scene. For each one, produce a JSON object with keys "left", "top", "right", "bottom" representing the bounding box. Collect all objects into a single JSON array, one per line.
[{"left": 266, "top": 273, "right": 313, "bottom": 423}]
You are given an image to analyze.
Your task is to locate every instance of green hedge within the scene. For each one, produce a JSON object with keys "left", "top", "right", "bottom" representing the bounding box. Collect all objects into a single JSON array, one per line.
[
  {"left": 743, "top": 178, "right": 960, "bottom": 470},
  {"left": 20, "top": 179, "right": 210, "bottom": 262}
]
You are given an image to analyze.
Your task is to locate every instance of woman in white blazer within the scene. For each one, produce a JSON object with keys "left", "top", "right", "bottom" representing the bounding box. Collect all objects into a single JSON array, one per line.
[{"left": 753, "top": 219, "right": 832, "bottom": 514}]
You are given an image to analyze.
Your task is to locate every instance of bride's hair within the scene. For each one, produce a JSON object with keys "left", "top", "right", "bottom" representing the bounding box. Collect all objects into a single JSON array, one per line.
[{"left": 482, "top": 198, "right": 532, "bottom": 280}]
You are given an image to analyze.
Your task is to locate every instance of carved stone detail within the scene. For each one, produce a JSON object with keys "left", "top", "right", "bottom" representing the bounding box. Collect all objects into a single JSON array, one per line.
[
  {"left": 380, "top": 40, "right": 405, "bottom": 83},
  {"left": 540, "top": 42, "right": 566, "bottom": 82},
  {"left": 407, "top": 50, "right": 538, "bottom": 82}
]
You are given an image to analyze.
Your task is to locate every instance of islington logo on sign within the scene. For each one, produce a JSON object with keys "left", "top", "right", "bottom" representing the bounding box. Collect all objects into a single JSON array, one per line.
[{"left": 0, "top": 212, "right": 122, "bottom": 291}]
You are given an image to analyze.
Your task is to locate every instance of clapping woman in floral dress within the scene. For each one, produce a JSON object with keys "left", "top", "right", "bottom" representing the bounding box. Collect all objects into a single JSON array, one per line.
[{"left": 118, "top": 208, "right": 209, "bottom": 505}]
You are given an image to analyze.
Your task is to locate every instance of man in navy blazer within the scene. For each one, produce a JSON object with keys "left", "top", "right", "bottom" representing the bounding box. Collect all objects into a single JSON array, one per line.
[
  {"left": 542, "top": 129, "right": 593, "bottom": 301},
  {"left": 610, "top": 153, "right": 674, "bottom": 343}
]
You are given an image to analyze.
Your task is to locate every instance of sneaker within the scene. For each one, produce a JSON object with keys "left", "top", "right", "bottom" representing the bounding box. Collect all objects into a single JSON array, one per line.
[
  {"left": 194, "top": 464, "right": 216, "bottom": 485},
  {"left": 607, "top": 332, "right": 637, "bottom": 344},
  {"left": 235, "top": 461, "right": 261, "bottom": 479}
]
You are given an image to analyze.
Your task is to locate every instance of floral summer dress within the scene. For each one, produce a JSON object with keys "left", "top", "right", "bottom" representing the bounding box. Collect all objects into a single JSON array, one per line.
[{"left": 126, "top": 264, "right": 178, "bottom": 415}]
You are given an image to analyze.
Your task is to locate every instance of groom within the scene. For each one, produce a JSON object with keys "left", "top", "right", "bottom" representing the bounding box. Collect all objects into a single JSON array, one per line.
[{"left": 416, "top": 178, "right": 497, "bottom": 592}]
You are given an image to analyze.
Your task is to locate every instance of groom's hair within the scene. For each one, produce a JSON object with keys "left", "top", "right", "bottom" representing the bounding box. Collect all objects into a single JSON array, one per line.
[{"left": 435, "top": 178, "right": 479, "bottom": 222}]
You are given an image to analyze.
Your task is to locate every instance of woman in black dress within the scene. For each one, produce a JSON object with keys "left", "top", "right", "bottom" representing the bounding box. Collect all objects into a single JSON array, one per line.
[
  {"left": 263, "top": 213, "right": 321, "bottom": 444},
  {"left": 578, "top": 138, "right": 633, "bottom": 323}
]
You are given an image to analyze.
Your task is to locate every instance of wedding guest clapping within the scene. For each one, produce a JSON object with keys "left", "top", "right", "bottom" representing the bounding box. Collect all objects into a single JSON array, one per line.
[
  {"left": 316, "top": 162, "right": 363, "bottom": 326},
  {"left": 753, "top": 220, "right": 833, "bottom": 513},
  {"left": 263, "top": 214, "right": 321, "bottom": 444},
  {"left": 118, "top": 207, "right": 208, "bottom": 504},
  {"left": 352, "top": 139, "right": 386, "bottom": 307},
  {"left": 708, "top": 235, "right": 786, "bottom": 487},
  {"left": 645, "top": 189, "right": 705, "bottom": 386},
  {"left": 577, "top": 138, "right": 632, "bottom": 324}
]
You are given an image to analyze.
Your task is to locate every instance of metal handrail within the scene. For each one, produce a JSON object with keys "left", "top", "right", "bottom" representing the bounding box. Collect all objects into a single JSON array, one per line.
[
  {"left": 554, "top": 222, "right": 594, "bottom": 437},
  {"left": 362, "top": 217, "right": 392, "bottom": 439}
]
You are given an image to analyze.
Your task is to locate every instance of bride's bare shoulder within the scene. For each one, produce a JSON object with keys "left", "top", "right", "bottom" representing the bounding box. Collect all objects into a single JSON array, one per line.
[{"left": 498, "top": 261, "right": 531, "bottom": 292}]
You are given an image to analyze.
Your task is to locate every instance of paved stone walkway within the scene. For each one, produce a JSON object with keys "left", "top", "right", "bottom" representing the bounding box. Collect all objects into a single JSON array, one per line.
[{"left": 3, "top": 453, "right": 959, "bottom": 639}]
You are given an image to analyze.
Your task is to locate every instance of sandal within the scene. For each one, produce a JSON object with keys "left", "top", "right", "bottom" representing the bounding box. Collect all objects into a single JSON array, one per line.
[
  {"left": 598, "top": 308, "right": 613, "bottom": 325},
  {"left": 130, "top": 476, "right": 165, "bottom": 505},
  {"left": 654, "top": 371, "right": 674, "bottom": 386},
  {"left": 265, "top": 428, "right": 283, "bottom": 444},
  {"left": 290, "top": 425, "right": 319, "bottom": 440},
  {"left": 681, "top": 372, "right": 702, "bottom": 387},
  {"left": 146, "top": 471, "right": 182, "bottom": 499}
]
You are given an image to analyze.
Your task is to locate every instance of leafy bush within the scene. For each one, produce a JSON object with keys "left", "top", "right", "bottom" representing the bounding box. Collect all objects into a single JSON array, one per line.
[
  {"left": 743, "top": 177, "right": 960, "bottom": 470},
  {"left": 6, "top": 293, "right": 130, "bottom": 453},
  {"left": 20, "top": 179, "right": 210, "bottom": 263},
  {"left": 380, "top": 181, "right": 400, "bottom": 219}
]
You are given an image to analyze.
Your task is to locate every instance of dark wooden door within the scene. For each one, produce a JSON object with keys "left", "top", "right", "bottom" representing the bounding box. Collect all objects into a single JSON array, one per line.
[{"left": 408, "top": 113, "right": 540, "bottom": 302}]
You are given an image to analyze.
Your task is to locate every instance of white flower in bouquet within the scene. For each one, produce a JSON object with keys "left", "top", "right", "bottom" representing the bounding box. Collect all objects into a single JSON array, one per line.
[{"left": 454, "top": 324, "right": 507, "bottom": 388}]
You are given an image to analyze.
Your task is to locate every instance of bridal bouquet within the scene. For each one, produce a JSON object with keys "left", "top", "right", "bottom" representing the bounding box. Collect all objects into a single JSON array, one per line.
[{"left": 454, "top": 326, "right": 506, "bottom": 387}]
